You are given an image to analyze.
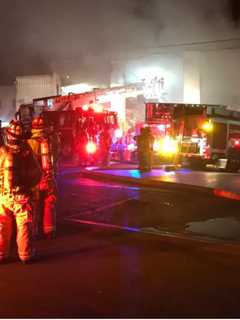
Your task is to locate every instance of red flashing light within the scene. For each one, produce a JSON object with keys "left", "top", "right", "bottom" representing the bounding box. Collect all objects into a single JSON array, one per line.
[
  {"left": 234, "top": 140, "right": 240, "bottom": 147},
  {"left": 86, "top": 141, "right": 97, "bottom": 154},
  {"left": 82, "top": 105, "right": 89, "bottom": 111}
]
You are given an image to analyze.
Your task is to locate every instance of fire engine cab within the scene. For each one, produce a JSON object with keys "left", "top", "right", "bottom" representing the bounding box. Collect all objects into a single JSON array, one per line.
[{"left": 146, "top": 103, "right": 240, "bottom": 171}]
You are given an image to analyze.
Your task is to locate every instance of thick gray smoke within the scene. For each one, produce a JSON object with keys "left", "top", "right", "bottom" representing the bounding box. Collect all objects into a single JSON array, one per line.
[{"left": 0, "top": 0, "right": 239, "bottom": 85}]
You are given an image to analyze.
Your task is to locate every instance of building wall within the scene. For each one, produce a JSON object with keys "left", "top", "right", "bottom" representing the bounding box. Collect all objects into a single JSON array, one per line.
[
  {"left": 200, "top": 49, "right": 240, "bottom": 108},
  {"left": 111, "top": 48, "right": 240, "bottom": 110},
  {"left": 111, "top": 53, "right": 184, "bottom": 103},
  {"left": 16, "top": 73, "right": 61, "bottom": 109},
  {"left": 0, "top": 85, "right": 16, "bottom": 123},
  {"left": 183, "top": 51, "right": 201, "bottom": 104}
]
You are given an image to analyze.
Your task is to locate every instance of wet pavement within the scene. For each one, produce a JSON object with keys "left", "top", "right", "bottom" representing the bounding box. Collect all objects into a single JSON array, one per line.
[
  {"left": 1, "top": 167, "right": 240, "bottom": 317},
  {"left": 58, "top": 168, "right": 240, "bottom": 242},
  {"left": 87, "top": 167, "right": 240, "bottom": 195},
  {"left": 2, "top": 221, "right": 240, "bottom": 318}
]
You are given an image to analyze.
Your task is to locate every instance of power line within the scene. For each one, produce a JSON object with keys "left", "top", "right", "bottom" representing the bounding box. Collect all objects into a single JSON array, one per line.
[
  {"left": 149, "top": 37, "right": 240, "bottom": 49},
  {"left": 111, "top": 37, "right": 240, "bottom": 62}
]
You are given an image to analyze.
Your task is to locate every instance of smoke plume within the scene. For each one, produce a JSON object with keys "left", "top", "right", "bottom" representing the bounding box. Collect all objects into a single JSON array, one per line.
[{"left": 0, "top": 0, "right": 239, "bottom": 85}]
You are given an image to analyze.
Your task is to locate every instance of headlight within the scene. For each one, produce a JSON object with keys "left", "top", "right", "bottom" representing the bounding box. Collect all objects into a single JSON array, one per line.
[
  {"left": 86, "top": 141, "right": 97, "bottom": 154},
  {"left": 154, "top": 136, "right": 178, "bottom": 155},
  {"left": 202, "top": 121, "right": 213, "bottom": 132}
]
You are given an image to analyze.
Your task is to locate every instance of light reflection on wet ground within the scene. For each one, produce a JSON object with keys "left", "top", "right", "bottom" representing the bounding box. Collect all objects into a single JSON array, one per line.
[
  {"left": 95, "top": 168, "right": 240, "bottom": 194},
  {"left": 59, "top": 169, "right": 240, "bottom": 243}
]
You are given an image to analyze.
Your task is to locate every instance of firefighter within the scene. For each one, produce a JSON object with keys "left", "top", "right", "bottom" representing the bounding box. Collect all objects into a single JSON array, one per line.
[
  {"left": 28, "top": 116, "right": 57, "bottom": 240},
  {"left": 0, "top": 120, "right": 41, "bottom": 263},
  {"left": 48, "top": 124, "right": 61, "bottom": 176},
  {"left": 226, "top": 138, "right": 240, "bottom": 172},
  {"left": 135, "top": 127, "right": 154, "bottom": 171},
  {"left": 99, "top": 127, "right": 112, "bottom": 166}
]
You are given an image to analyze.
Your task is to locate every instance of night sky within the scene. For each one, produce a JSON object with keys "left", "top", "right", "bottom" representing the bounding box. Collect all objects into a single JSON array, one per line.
[{"left": 0, "top": 0, "right": 239, "bottom": 85}]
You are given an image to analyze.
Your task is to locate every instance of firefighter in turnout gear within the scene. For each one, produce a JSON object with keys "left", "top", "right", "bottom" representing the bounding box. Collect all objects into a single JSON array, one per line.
[
  {"left": 135, "top": 127, "right": 154, "bottom": 171},
  {"left": 0, "top": 120, "right": 41, "bottom": 263},
  {"left": 28, "top": 116, "right": 57, "bottom": 239},
  {"left": 48, "top": 124, "right": 61, "bottom": 177},
  {"left": 99, "top": 127, "right": 112, "bottom": 166}
]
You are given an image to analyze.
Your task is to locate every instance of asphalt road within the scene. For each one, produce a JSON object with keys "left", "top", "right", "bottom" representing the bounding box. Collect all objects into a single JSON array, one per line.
[
  {"left": 58, "top": 168, "right": 240, "bottom": 241},
  {"left": 1, "top": 168, "right": 240, "bottom": 318}
]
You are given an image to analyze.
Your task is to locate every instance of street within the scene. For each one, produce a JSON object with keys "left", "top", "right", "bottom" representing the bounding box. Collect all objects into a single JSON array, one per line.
[
  {"left": 1, "top": 167, "right": 240, "bottom": 318},
  {"left": 59, "top": 166, "right": 240, "bottom": 241}
]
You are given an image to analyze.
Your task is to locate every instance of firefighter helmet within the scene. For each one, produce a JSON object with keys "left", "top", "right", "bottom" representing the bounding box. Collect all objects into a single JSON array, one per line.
[
  {"left": 6, "top": 120, "right": 23, "bottom": 139},
  {"left": 32, "top": 116, "right": 45, "bottom": 130}
]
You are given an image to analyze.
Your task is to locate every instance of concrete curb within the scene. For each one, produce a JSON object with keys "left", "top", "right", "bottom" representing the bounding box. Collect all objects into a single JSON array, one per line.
[{"left": 81, "top": 169, "right": 240, "bottom": 201}]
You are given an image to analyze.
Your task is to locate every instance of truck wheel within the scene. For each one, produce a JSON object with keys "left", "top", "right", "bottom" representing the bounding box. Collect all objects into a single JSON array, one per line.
[
  {"left": 188, "top": 158, "right": 205, "bottom": 170},
  {"left": 226, "top": 159, "right": 240, "bottom": 172}
]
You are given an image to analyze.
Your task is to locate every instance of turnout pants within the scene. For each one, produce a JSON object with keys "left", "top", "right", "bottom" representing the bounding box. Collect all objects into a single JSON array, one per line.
[
  {"left": 0, "top": 194, "right": 34, "bottom": 262},
  {"left": 32, "top": 187, "right": 56, "bottom": 238},
  {"left": 138, "top": 151, "right": 152, "bottom": 171}
]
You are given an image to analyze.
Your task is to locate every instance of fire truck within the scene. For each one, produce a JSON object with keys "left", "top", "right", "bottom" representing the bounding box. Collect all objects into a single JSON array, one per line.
[
  {"left": 42, "top": 108, "right": 118, "bottom": 165},
  {"left": 145, "top": 103, "right": 240, "bottom": 171},
  {"left": 17, "top": 94, "right": 119, "bottom": 165}
]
